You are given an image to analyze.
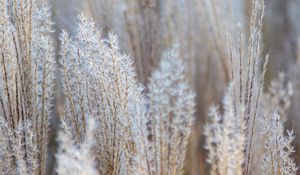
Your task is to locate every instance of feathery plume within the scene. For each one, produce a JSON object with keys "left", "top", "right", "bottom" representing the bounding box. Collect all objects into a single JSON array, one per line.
[{"left": 0, "top": 1, "right": 54, "bottom": 174}]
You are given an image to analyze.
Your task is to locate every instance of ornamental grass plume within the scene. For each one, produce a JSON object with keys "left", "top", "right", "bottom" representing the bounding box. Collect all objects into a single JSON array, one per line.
[
  {"left": 2, "top": 0, "right": 298, "bottom": 175},
  {"left": 251, "top": 73, "right": 294, "bottom": 175},
  {"left": 58, "top": 14, "right": 195, "bottom": 175},
  {"left": 56, "top": 119, "right": 98, "bottom": 175},
  {"left": 59, "top": 14, "right": 142, "bottom": 174},
  {"left": 204, "top": 0, "right": 298, "bottom": 174},
  {"left": 261, "top": 112, "right": 297, "bottom": 175},
  {"left": 204, "top": 84, "right": 246, "bottom": 175},
  {"left": 143, "top": 47, "right": 195, "bottom": 175},
  {"left": 0, "top": 1, "right": 55, "bottom": 174}
]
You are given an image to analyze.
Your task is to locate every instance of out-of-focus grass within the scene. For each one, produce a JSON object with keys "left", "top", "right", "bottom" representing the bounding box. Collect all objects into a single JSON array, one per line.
[{"left": 47, "top": 0, "right": 300, "bottom": 174}]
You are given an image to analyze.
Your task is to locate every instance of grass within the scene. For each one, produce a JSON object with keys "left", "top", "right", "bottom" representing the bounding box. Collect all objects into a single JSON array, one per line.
[{"left": 0, "top": 0, "right": 298, "bottom": 175}]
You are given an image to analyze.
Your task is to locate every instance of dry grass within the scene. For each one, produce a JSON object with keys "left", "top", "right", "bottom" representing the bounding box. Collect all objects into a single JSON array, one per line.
[
  {"left": 0, "top": 1, "right": 54, "bottom": 174},
  {"left": 0, "top": 0, "right": 299, "bottom": 175}
]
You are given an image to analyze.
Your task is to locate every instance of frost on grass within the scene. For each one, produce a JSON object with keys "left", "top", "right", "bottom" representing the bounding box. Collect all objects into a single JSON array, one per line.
[
  {"left": 56, "top": 119, "right": 98, "bottom": 175},
  {"left": 261, "top": 73, "right": 293, "bottom": 117},
  {"left": 205, "top": 79, "right": 297, "bottom": 175},
  {"left": 251, "top": 73, "right": 294, "bottom": 174},
  {"left": 204, "top": 84, "right": 246, "bottom": 175},
  {"left": 59, "top": 15, "right": 196, "bottom": 174},
  {"left": 0, "top": 1, "right": 54, "bottom": 175},
  {"left": 261, "top": 113, "right": 297, "bottom": 175},
  {"left": 59, "top": 14, "right": 147, "bottom": 175},
  {"left": 142, "top": 47, "right": 195, "bottom": 175}
]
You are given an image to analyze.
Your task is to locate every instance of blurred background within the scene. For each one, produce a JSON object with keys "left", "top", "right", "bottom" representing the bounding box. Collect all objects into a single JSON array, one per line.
[{"left": 40, "top": 0, "right": 300, "bottom": 174}]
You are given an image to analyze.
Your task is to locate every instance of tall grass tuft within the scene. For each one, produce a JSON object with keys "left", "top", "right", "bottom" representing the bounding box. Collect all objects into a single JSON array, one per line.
[
  {"left": 59, "top": 14, "right": 141, "bottom": 174},
  {"left": 56, "top": 119, "right": 98, "bottom": 175},
  {"left": 58, "top": 13, "right": 195, "bottom": 175},
  {"left": 1, "top": 0, "right": 299, "bottom": 175},
  {"left": 143, "top": 47, "right": 195, "bottom": 175},
  {"left": 204, "top": 84, "right": 246, "bottom": 175},
  {"left": 261, "top": 112, "right": 297, "bottom": 175},
  {"left": 0, "top": 1, "right": 55, "bottom": 174},
  {"left": 204, "top": 0, "right": 297, "bottom": 174}
]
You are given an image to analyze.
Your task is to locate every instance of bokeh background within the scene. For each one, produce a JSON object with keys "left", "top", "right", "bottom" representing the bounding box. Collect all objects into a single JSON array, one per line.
[{"left": 39, "top": 0, "right": 300, "bottom": 174}]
